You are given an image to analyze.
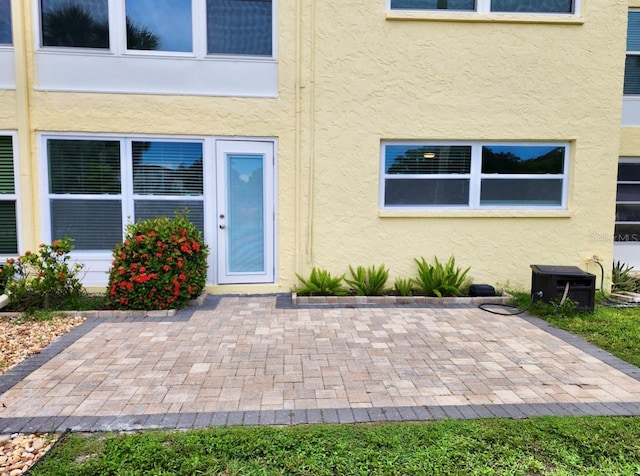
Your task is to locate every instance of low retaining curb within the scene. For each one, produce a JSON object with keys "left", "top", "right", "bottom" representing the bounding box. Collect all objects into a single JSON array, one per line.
[{"left": 292, "top": 292, "right": 511, "bottom": 306}]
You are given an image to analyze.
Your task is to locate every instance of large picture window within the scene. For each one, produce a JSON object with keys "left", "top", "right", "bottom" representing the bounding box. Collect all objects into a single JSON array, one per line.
[
  {"left": 0, "top": 135, "right": 18, "bottom": 256},
  {"left": 0, "top": 0, "right": 11, "bottom": 45},
  {"left": 45, "top": 137, "right": 205, "bottom": 252},
  {"left": 390, "top": 0, "right": 577, "bottom": 14},
  {"left": 381, "top": 142, "right": 569, "bottom": 209},
  {"left": 39, "top": 0, "right": 274, "bottom": 57}
]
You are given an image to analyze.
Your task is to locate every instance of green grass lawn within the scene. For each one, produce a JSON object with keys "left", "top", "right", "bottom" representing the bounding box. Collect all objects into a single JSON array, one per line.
[
  {"left": 31, "top": 417, "right": 640, "bottom": 475},
  {"left": 32, "top": 294, "right": 640, "bottom": 475}
]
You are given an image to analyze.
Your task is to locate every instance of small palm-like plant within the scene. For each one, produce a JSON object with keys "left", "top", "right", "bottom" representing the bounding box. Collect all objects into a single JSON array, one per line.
[
  {"left": 294, "top": 268, "right": 347, "bottom": 296},
  {"left": 612, "top": 260, "right": 640, "bottom": 292},
  {"left": 412, "top": 256, "right": 471, "bottom": 297},
  {"left": 393, "top": 277, "right": 415, "bottom": 297},
  {"left": 345, "top": 264, "right": 390, "bottom": 296}
]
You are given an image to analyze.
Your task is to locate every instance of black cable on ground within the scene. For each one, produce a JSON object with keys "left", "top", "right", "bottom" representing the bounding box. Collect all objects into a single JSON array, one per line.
[{"left": 478, "top": 294, "right": 535, "bottom": 316}]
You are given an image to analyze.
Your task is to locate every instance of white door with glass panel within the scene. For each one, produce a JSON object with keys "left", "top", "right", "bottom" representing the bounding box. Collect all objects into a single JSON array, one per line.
[{"left": 216, "top": 141, "right": 274, "bottom": 284}]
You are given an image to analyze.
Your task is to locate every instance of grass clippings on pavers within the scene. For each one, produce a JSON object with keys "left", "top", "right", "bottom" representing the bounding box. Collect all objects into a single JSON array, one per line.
[
  {"left": 30, "top": 416, "right": 640, "bottom": 475},
  {"left": 510, "top": 292, "right": 640, "bottom": 368}
]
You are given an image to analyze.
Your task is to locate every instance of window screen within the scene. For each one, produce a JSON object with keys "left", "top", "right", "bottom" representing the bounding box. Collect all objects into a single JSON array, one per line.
[
  {"left": 0, "top": 0, "right": 11, "bottom": 45},
  {"left": 207, "top": 0, "right": 273, "bottom": 56}
]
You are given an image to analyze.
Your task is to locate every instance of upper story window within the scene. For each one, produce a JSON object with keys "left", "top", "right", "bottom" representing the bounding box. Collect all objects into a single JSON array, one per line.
[
  {"left": 625, "top": 10, "right": 640, "bottom": 96},
  {"left": 41, "top": 0, "right": 109, "bottom": 48},
  {"left": 39, "top": 0, "right": 273, "bottom": 57},
  {"left": 390, "top": 0, "right": 576, "bottom": 14},
  {"left": 126, "top": 0, "right": 193, "bottom": 52},
  {"left": 381, "top": 142, "right": 569, "bottom": 209},
  {"left": 0, "top": 0, "right": 12, "bottom": 45}
]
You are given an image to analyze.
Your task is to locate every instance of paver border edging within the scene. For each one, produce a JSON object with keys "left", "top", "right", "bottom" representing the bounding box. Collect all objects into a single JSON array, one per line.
[
  {"left": 286, "top": 292, "right": 512, "bottom": 308},
  {"left": 4, "top": 402, "right": 640, "bottom": 433}
]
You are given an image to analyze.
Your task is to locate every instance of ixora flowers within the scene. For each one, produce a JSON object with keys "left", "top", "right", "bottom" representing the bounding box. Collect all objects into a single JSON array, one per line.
[
  {"left": 108, "top": 213, "right": 208, "bottom": 310},
  {"left": 0, "top": 239, "right": 84, "bottom": 311}
]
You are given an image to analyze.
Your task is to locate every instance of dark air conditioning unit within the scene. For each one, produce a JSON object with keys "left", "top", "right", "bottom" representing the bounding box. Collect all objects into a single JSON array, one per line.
[{"left": 530, "top": 265, "right": 596, "bottom": 313}]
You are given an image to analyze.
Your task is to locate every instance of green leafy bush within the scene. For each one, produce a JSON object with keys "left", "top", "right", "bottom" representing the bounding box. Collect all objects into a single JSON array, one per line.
[
  {"left": 294, "top": 268, "right": 347, "bottom": 296},
  {"left": 393, "top": 277, "right": 415, "bottom": 297},
  {"left": 345, "top": 264, "right": 390, "bottom": 296},
  {"left": 0, "top": 239, "right": 84, "bottom": 311},
  {"left": 108, "top": 213, "right": 208, "bottom": 310},
  {"left": 412, "top": 256, "right": 471, "bottom": 297}
]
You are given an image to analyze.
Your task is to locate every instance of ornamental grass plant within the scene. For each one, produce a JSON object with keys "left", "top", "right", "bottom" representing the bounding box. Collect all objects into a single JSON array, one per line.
[{"left": 108, "top": 213, "right": 208, "bottom": 310}]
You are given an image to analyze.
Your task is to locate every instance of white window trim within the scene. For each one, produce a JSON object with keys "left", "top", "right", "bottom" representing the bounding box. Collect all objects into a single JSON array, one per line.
[
  {"left": 380, "top": 140, "right": 570, "bottom": 211},
  {"left": 386, "top": 0, "right": 582, "bottom": 24},
  {"left": 34, "top": 0, "right": 278, "bottom": 96},
  {"left": 0, "top": 131, "right": 21, "bottom": 261},
  {"left": 40, "top": 134, "right": 208, "bottom": 248},
  {"left": 387, "top": 0, "right": 580, "bottom": 15}
]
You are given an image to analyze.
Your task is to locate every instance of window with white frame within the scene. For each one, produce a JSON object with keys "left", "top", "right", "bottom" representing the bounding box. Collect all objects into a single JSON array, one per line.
[
  {"left": 45, "top": 137, "right": 204, "bottom": 252},
  {"left": 625, "top": 11, "right": 640, "bottom": 96},
  {"left": 0, "top": 0, "right": 11, "bottom": 45},
  {"left": 381, "top": 142, "right": 568, "bottom": 209},
  {"left": 0, "top": 135, "right": 18, "bottom": 256},
  {"left": 389, "top": 0, "right": 577, "bottom": 14},
  {"left": 39, "top": 0, "right": 273, "bottom": 57}
]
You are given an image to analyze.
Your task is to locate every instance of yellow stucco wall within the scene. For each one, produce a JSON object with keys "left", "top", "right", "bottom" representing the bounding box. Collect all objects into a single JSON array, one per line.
[
  {"left": 300, "top": 0, "right": 627, "bottom": 290},
  {"left": 4, "top": 0, "right": 629, "bottom": 293},
  {"left": 0, "top": 91, "right": 17, "bottom": 128}
]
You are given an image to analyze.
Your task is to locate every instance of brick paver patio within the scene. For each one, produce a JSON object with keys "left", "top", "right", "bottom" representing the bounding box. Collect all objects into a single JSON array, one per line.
[{"left": 2, "top": 295, "right": 640, "bottom": 432}]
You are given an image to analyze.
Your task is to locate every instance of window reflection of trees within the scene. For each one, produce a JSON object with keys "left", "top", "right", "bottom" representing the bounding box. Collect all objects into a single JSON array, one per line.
[
  {"left": 41, "top": 1, "right": 159, "bottom": 49},
  {"left": 481, "top": 147, "right": 564, "bottom": 174}
]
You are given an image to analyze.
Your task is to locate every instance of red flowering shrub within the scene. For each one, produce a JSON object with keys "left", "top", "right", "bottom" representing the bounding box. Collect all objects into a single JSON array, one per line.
[{"left": 108, "top": 214, "right": 208, "bottom": 310}]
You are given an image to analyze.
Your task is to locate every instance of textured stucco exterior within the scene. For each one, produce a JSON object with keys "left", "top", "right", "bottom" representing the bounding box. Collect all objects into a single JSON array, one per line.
[
  {"left": 301, "top": 0, "right": 626, "bottom": 288},
  {"left": 1, "top": 0, "right": 630, "bottom": 293}
]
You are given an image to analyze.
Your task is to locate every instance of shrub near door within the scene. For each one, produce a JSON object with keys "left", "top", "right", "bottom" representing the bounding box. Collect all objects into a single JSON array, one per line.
[{"left": 108, "top": 214, "right": 208, "bottom": 310}]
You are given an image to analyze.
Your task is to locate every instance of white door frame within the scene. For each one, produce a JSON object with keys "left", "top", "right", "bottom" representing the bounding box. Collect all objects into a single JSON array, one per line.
[{"left": 215, "top": 140, "right": 275, "bottom": 284}]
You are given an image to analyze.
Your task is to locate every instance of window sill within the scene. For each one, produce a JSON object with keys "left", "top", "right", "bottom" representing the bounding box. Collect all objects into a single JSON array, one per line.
[
  {"left": 378, "top": 209, "right": 572, "bottom": 218},
  {"left": 37, "top": 47, "right": 276, "bottom": 63},
  {"left": 386, "top": 11, "right": 584, "bottom": 25}
]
